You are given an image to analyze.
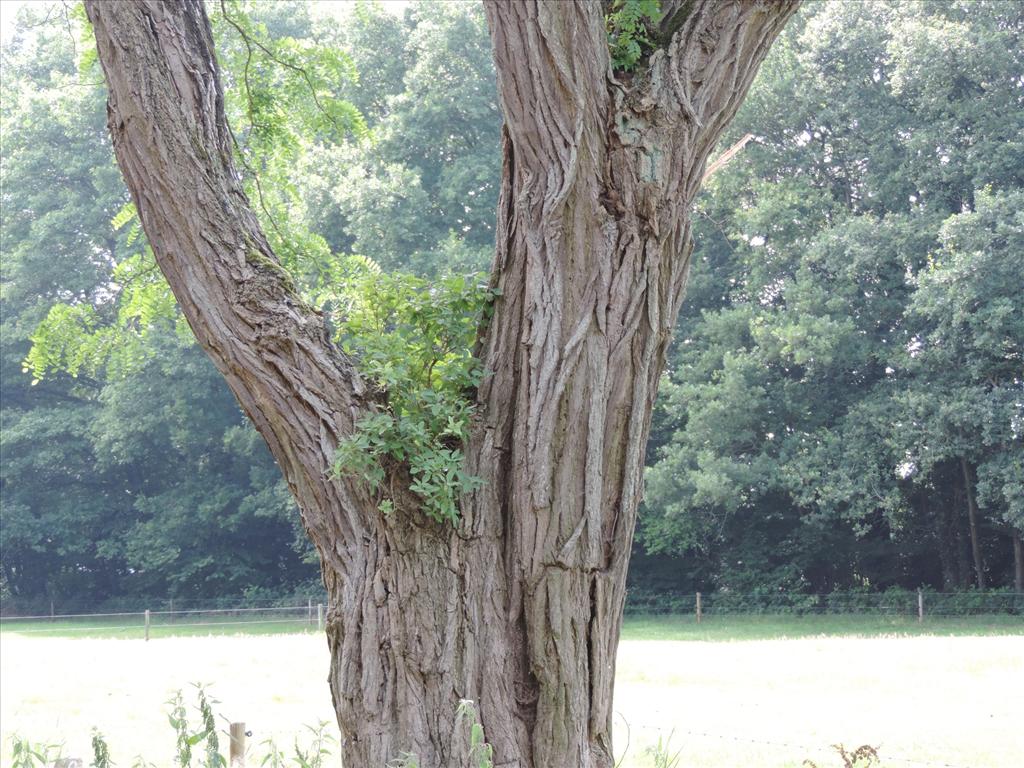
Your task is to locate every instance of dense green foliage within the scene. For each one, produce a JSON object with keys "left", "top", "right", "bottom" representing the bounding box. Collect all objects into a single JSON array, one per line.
[
  {"left": 1, "top": 0, "right": 1021, "bottom": 610},
  {"left": 638, "top": 0, "right": 1024, "bottom": 596},
  {"left": 2, "top": 1, "right": 501, "bottom": 607}
]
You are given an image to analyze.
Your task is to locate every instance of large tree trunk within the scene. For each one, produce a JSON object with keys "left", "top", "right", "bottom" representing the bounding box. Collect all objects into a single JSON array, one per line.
[{"left": 85, "top": 1, "right": 796, "bottom": 766}]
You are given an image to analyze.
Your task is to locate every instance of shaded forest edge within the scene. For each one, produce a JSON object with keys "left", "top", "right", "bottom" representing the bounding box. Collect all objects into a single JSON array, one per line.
[{"left": 2, "top": 0, "right": 1022, "bottom": 608}]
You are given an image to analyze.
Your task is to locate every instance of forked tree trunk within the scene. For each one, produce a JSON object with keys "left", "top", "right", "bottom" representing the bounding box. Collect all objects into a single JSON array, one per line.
[{"left": 85, "top": 1, "right": 796, "bottom": 765}]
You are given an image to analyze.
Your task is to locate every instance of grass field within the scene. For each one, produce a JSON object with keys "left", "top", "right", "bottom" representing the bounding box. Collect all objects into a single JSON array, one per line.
[
  {"left": 4, "top": 611, "right": 1021, "bottom": 641},
  {"left": 620, "top": 613, "right": 1024, "bottom": 641},
  {"left": 2, "top": 615, "right": 1022, "bottom": 767}
]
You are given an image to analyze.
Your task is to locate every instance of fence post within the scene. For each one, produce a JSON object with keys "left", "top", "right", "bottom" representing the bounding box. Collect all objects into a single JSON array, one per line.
[
  {"left": 229, "top": 722, "right": 246, "bottom": 766},
  {"left": 144, "top": 609, "right": 151, "bottom": 641},
  {"left": 317, "top": 603, "right": 324, "bottom": 632},
  {"left": 308, "top": 597, "right": 313, "bottom": 625},
  {"left": 696, "top": 592, "right": 702, "bottom": 624},
  {"left": 50, "top": 600, "right": 54, "bottom": 617},
  {"left": 917, "top": 589, "right": 924, "bottom": 623},
  {"left": 169, "top": 598, "right": 174, "bottom": 614}
]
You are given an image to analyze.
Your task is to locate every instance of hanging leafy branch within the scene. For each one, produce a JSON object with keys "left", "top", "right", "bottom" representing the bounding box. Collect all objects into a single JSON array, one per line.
[
  {"left": 214, "top": 0, "right": 367, "bottom": 278},
  {"left": 24, "top": 201, "right": 184, "bottom": 382},
  {"left": 25, "top": 3, "right": 366, "bottom": 382}
]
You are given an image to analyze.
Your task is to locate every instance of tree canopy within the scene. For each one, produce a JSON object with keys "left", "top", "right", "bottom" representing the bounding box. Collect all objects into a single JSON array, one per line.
[
  {"left": 639, "top": 0, "right": 1024, "bottom": 595},
  {"left": 2, "top": 0, "right": 1021, "bottom": 612}
]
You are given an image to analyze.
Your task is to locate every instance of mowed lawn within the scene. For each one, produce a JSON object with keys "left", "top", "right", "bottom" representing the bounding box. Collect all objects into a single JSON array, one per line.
[{"left": 1, "top": 616, "right": 1022, "bottom": 767}]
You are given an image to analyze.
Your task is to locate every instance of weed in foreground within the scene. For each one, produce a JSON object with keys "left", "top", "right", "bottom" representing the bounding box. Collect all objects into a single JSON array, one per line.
[
  {"left": 804, "top": 743, "right": 881, "bottom": 768},
  {"left": 643, "top": 729, "right": 682, "bottom": 768},
  {"left": 387, "top": 700, "right": 494, "bottom": 768},
  {"left": 8, "top": 735, "right": 63, "bottom": 768},
  {"left": 9, "top": 685, "right": 337, "bottom": 767},
  {"left": 91, "top": 729, "right": 112, "bottom": 768}
]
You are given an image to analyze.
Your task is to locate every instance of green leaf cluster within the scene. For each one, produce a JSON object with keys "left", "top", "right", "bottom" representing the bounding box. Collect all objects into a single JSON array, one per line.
[
  {"left": 606, "top": 0, "right": 662, "bottom": 71},
  {"left": 259, "top": 721, "right": 335, "bottom": 768},
  {"left": 24, "top": 250, "right": 184, "bottom": 381},
  {"left": 8, "top": 736, "right": 63, "bottom": 768},
  {"left": 455, "top": 699, "right": 494, "bottom": 768},
  {"left": 91, "top": 729, "right": 113, "bottom": 768},
  {"left": 327, "top": 260, "right": 497, "bottom": 523}
]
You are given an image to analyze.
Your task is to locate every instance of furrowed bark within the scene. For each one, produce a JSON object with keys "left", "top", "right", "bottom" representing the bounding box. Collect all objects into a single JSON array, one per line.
[
  {"left": 86, "top": 1, "right": 797, "bottom": 766},
  {"left": 477, "top": 5, "right": 796, "bottom": 765}
]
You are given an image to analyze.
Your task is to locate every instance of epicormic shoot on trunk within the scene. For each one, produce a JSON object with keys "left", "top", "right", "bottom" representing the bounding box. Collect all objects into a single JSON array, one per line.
[
  {"left": 605, "top": 0, "right": 664, "bottom": 70},
  {"left": 326, "top": 256, "right": 500, "bottom": 523}
]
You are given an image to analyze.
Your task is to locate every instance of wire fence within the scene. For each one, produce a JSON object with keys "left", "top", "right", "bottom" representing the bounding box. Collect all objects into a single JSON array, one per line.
[
  {"left": 2, "top": 589, "right": 1021, "bottom": 639},
  {"left": 624, "top": 588, "right": 1024, "bottom": 617},
  {"left": 0, "top": 602, "right": 323, "bottom": 638},
  {"left": 0, "top": 593, "right": 327, "bottom": 617}
]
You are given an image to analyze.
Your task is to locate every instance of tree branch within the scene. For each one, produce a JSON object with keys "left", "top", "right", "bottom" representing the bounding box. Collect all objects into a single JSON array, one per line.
[
  {"left": 662, "top": 0, "right": 799, "bottom": 125},
  {"left": 83, "top": 0, "right": 372, "bottom": 569},
  {"left": 640, "top": 0, "right": 800, "bottom": 201},
  {"left": 483, "top": 0, "right": 611, "bottom": 211}
]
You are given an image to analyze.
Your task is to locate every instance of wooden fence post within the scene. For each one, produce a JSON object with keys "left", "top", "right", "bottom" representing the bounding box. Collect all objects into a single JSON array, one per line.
[
  {"left": 308, "top": 597, "right": 313, "bottom": 625},
  {"left": 917, "top": 588, "right": 924, "bottom": 623},
  {"left": 144, "top": 609, "right": 151, "bottom": 641},
  {"left": 229, "top": 722, "right": 246, "bottom": 766},
  {"left": 317, "top": 603, "right": 324, "bottom": 631},
  {"left": 696, "top": 592, "right": 702, "bottom": 624}
]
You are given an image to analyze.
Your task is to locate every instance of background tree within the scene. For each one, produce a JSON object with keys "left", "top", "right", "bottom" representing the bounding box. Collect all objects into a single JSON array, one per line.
[
  {"left": 639, "top": 0, "right": 1024, "bottom": 596},
  {"left": 305, "top": 0, "right": 501, "bottom": 276},
  {"left": 1, "top": 2, "right": 323, "bottom": 606}
]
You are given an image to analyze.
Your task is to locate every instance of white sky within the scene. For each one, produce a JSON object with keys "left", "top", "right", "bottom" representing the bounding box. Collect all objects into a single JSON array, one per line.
[
  {"left": 1, "top": 1, "right": 411, "bottom": 45},
  {"left": 0, "top": 0, "right": 33, "bottom": 44}
]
